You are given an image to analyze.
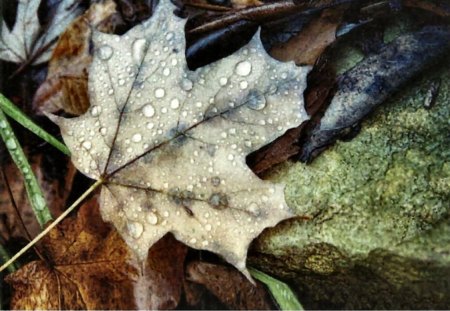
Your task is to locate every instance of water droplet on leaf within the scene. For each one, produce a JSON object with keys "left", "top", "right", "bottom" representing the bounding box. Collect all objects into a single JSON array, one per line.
[
  {"left": 247, "top": 90, "right": 267, "bottom": 110},
  {"left": 98, "top": 45, "right": 113, "bottom": 60},
  {"left": 143, "top": 104, "right": 155, "bottom": 117},
  {"left": 128, "top": 222, "right": 144, "bottom": 239},
  {"left": 235, "top": 61, "right": 252, "bottom": 76},
  {"left": 132, "top": 38, "right": 147, "bottom": 62}
]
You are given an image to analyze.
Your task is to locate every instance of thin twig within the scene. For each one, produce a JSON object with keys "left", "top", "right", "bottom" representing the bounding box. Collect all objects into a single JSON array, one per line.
[{"left": 0, "top": 179, "right": 104, "bottom": 273}]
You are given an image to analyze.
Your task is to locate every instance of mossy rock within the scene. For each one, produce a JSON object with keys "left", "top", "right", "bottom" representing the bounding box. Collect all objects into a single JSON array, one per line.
[{"left": 250, "top": 51, "right": 450, "bottom": 309}]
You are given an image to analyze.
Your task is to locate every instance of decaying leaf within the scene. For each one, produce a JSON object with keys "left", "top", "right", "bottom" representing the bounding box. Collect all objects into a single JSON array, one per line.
[
  {"left": 299, "top": 26, "right": 450, "bottom": 162},
  {"left": 51, "top": 0, "right": 309, "bottom": 275},
  {"left": 5, "top": 197, "right": 188, "bottom": 309},
  {"left": 0, "top": 0, "right": 82, "bottom": 65},
  {"left": 33, "top": 0, "right": 118, "bottom": 115},
  {"left": 270, "top": 7, "right": 345, "bottom": 66},
  {"left": 186, "top": 261, "right": 273, "bottom": 309}
]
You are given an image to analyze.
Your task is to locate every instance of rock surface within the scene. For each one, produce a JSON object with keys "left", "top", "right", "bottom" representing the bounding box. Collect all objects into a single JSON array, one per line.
[{"left": 250, "top": 47, "right": 450, "bottom": 309}]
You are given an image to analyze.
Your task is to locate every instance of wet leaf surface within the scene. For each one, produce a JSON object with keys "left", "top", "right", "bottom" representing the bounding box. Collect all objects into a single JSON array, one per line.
[
  {"left": 5, "top": 196, "right": 188, "bottom": 309},
  {"left": 52, "top": 0, "right": 309, "bottom": 276}
]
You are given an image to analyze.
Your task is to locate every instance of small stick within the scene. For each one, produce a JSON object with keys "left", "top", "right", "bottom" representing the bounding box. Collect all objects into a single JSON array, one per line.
[{"left": 0, "top": 179, "right": 104, "bottom": 273}]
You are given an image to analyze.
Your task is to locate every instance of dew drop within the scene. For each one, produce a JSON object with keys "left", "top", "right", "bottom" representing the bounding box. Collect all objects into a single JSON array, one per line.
[
  {"left": 170, "top": 98, "right": 180, "bottom": 109},
  {"left": 82, "top": 141, "right": 92, "bottom": 150},
  {"left": 98, "top": 45, "right": 113, "bottom": 60},
  {"left": 155, "top": 88, "right": 165, "bottom": 98},
  {"left": 118, "top": 79, "right": 125, "bottom": 86},
  {"left": 205, "top": 224, "right": 212, "bottom": 231},
  {"left": 132, "top": 133, "right": 142, "bottom": 143},
  {"left": 247, "top": 91, "right": 267, "bottom": 110},
  {"left": 132, "top": 38, "right": 147, "bottom": 62},
  {"left": 32, "top": 194, "right": 46, "bottom": 211},
  {"left": 147, "top": 213, "right": 158, "bottom": 225},
  {"left": 181, "top": 79, "right": 193, "bottom": 91},
  {"left": 143, "top": 104, "right": 155, "bottom": 117},
  {"left": 0, "top": 120, "right": 6, "bottom": 128},
  {"left": 100, "top": 127, "right": 107, "bottom": 136},
  {"left": 240, "top": 81, "right": 248, "bottom": 90},
  {"left": 248, "top": 202, "right": 258, "bottom": 213},
  {"left": 163, "top": 68, "right": 171, "bottom": 76},
  {"left": 128, "top": 222, "right": 144, "bottom": 239},
  {"left": 90, "top": 105, "right": 101, "bottom": 117},
  {"left": 219, "top": 77, "right": 228, "bottom": 86},
  {"left": 166, "top": 32, "right": 174, "bottom": 41},
  {"left": 5, "top": 138, "right": 16, "bottom": 150},
  {"left": 235, "top": 61, "right": 252, "bottom": 76}
]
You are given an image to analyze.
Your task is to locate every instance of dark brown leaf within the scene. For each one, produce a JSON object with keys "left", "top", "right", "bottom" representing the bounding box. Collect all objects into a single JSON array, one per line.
[
  {"left": 5, "top": 197, "right": 188, "bottom": 309},
  {"left": 404, "top": 0, "right": 450, "bottom": 17},
  {"left": 186, "top": 261, "right": 274, "bottom": 310},
  {"left": 270, "top": 7, "right": 345, "bottom": 66}
]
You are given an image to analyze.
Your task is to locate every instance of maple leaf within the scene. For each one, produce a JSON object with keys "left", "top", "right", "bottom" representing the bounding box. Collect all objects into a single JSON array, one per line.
[
  {"left": 51, "top": 0, "right": 309, "bottom": 276},
  {"left": 0, "top": 0, "right": 82, "bottom": 64}
]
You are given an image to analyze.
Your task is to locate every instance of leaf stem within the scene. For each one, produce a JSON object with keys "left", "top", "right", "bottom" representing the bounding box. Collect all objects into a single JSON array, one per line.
[
  {"left": 0, "top": 109, "right": 52, "bottom": 226},
  {"left": 0, "top": 93, "right": 70, "bottom": 156},
  {"left": 0, "top": 178, "right": 104, "bottom": 273}
]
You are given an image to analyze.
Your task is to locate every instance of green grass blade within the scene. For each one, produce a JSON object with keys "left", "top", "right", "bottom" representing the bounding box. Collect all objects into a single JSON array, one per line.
[
  {"left": 0, "top": 93, "right": 70, "bottom": 156},
  {"left": 0, "top": 244, "right": 17, "bottom": 273},
  {"left": 249, "top": 267, "right": 303, "bottom": 311},
  {"left": 0, "top": 109, "right": 52, "bottom": 227}
]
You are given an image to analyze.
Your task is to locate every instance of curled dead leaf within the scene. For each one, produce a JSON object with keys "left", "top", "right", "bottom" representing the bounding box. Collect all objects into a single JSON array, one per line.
[{"left": 33, "top": 0, "right": 119, "bottom": 115}]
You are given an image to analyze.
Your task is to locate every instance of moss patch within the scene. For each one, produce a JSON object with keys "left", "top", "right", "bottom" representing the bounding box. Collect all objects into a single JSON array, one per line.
[{"left": 256, "top": 59, "right": 450, "bottom": 261}]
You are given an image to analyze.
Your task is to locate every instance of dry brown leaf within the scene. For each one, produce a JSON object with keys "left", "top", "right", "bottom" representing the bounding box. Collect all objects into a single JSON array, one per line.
[
  {"left": 33, "top": 0, "right": 119, "bottom": 115},
  {"left": 5, "top": 196, "right": 187, "bottom": 310},
  {"left": 270, "top": 7, "right": 345, "bottom": 66},
  {"left": 0, "top": 153, "right": 76, "bottom": 241},
  {"left": 186, "top": 261, "right": 273, "bottom": 309}
]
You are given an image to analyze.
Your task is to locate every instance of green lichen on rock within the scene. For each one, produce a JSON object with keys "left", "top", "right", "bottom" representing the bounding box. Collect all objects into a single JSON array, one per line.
[{"left": 250, "top": 56, "right": 450, "bottom": 308}]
